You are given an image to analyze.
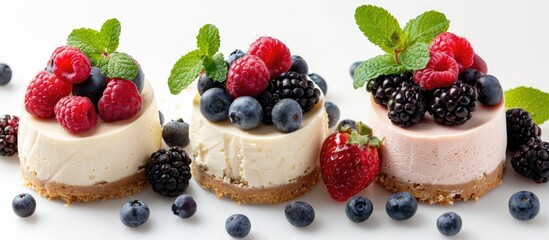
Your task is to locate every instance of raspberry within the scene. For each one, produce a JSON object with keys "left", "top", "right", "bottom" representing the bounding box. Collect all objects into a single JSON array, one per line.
[
  {"left": 46, "top": 46, "right": 71, "bottom": 72},
  {"left": 53, "top": 46, "right": 91, "bottom": 83},
  {"left": 248, "top": 36, "right": 291, "bottom": 78},
  {"left": 225, "top": 55, "right": 270, "bottom": 98},
  {"left": 98, "top": 79, "right": 143, "bottom": 122},
  {"left": 413, "top": 53, "right": 459, "bottom": 90},
  {"left": 429, "top": 32, "right": 474, "bottom": 72},
  {"left": 54, "top": 96, "right": 98, "bottom": 133},
  {"left": 24, "top": 70, "right": 72, "bottom": 118}
]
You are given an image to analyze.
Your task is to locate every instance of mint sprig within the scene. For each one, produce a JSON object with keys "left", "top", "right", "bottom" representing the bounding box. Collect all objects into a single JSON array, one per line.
[{"left": 505, "top": 87, "right": 549, "bottom": 125}]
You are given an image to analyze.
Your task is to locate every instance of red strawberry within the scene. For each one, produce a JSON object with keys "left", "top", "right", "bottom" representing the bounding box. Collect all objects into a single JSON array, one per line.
[{"left": 319, "top": 122, "right": 381, "bottom": 201}]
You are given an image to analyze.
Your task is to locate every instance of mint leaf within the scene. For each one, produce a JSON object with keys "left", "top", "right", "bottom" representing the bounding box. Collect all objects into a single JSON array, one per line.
[
  {"left": 505, "top": 87, "right": 549, "bottom": 125},
  {"left": 355, "top": 5, "right": 403, "bottom": 53},
  {"left": 203, "top": 53, "right": 227, "bottom": 82},
  {"left": 353, "top": 54, "right": 406, "bottom": 89},
  {"left": 403, "top": 10, "right": 449, "bottom": 45},
  {"left": 168, "top": 50, "right": 204, "bottom": 94},
  {"left": 399, "top": 42, "right": 430, "bottom": 70},
  {"left": 100, "top": 18, "right": 121, "bottom": 54},
  {"left": 67, "top": 28, "right": 105, "bottom": 64},
  {"left": 103, "top": 52, "right": 138, "bottom": 80},
  {"left": 197, "top": 24, "right": 220, "bottom": 57}
]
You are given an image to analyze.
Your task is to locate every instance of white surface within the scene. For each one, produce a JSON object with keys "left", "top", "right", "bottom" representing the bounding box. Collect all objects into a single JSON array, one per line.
[{"left": 1, "top": 0, "right": 548, "bottom": 239}]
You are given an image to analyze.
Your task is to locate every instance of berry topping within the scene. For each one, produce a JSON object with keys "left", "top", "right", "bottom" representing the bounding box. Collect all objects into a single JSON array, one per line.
[
  {"left": 345, "top": 196, "right": 373, "bottom": 223},
  {"left": 197, "top": 73, "right": 223, "bottom": 96},
  {"left": 387, "top": 82, "right": 426, "bottom": 128},
  {"left": 226, "top": 54, "right": 270, "bottom": 98},
  {"left": 52, "top": 46, "right": 91, "bottom": 84},
  {"left": 248, "top": 36, "right": 291, "bottom": 78},
  {"left": 506, "top": 108, "right": 542, "bottom": 152},
  {"left": 162, "top": 118, "right": 190, "bottom": 148},
  {"left": 324, "top": 101, "right": 340, "bottom": 128},
  {"left": 228, "top": 96, "right": 263, "bottom": 130},
  {"left": 146, "top": 147, "right": 192, "bottom": 197},
  {"left": 119, "top": 200, "right": 150, "bottom": 228},
  {"left": 385, "top": 192, "right": 418, "bottom": 220},
  {"left": 285, "top": 201, "right": 315, "bottom": 227},
  {"left": 511, "top": 138, "right": 549, "bottom": 183},
  {"left": 54, "top": 96, "right": 98, "bottom": 134},
  {"left": 367, "top": 73, "right": 412, "bottom": 106},
  {"left": 470, "top": 53, "right": 488, "bottom": 74},
  {"left": 24, "top": 70, "right": 72, "bottom": 118},
  {"left": 428, "top": 80, "right": 477, "bottom": 126},
  {"left": 98, "top": 79, "right": 142, "bottom": 122},
  {"left": 225, "top": 214, "right": 251, "bottom": 238},
  {"left": 172, "top": 194, "right": 197, "bottom": 219},
  {"left": 12, "top": 193, "right": 36, "bottom": 218},
  {"left": 199, "top": 88, "right": 232, "bottom": 122},
  {"left": 459, "top": 68, "right": 484, "bottom": 87},
  {"left": 429, "top": 32, "right": 475, "bottom": 72},
  {"left": 0, "top": 63, "right": 12, "bottom": 86},
  {"left": 508, "top": 191, "right": 540, "bottom": 221},
  {"left": 271, "top": 99, "right": 302, "bottom": 133},
  {"left": 0, "top": 114, "right": 19, "bottom": 157},
  {"left": 226, "top": 49, "right": 247, "bottom": 67},
  {"left": 437, "top": 212, "right": 462, "bottom": 236},
  {"left": 349, "top": 61, "right": 361, "bottom": 77},
  {"left": 308, "top": 73, "right": 327, "bottom": 95},
  {"left": 337, "top": 119, "right": 357, "bottom": 131},
  {"left": 413, "top": 52, "right": 459, "bottom": 91},
  {"left": 72, "top": 67, "right": 107, "bottom": 108},
  {"left": 46, "top": 46, "right": 71, "bottom": 72},
  {"left": 477, "top": 75, "right": 503, "bottom": 105},
  {"left": 132, "top": 60, "right": 145, "bottom": 93},
  {"left": 289, "top": 55, "right": 309, "bottom": 75}
]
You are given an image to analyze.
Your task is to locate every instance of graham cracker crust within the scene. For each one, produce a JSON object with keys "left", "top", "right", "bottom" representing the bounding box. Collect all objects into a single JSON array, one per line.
[
  {"left": 192, "top": 161, "right": 320, "bottom": 204},
  {"left": 378, "top": 161, "right": 505, "bottom": 205}
]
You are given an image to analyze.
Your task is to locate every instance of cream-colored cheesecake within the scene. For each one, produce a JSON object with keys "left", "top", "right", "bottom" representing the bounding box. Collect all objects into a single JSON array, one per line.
[{"left": 18, "top": 81, "right": 162, "bottom": 203}]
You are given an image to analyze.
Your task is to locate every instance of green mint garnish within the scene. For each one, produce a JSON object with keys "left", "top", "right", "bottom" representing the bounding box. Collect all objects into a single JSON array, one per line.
[
  {"left": 100, "top": 18, "right": 121, "bottom": 53},
  {"left": 402, "top": 10, "right": 450, "bottom": 45},
  {"left": 505, "top": 86, "right": 549, "bottom": 125},
  {"left": 102, "top": 52, "right": 138, "bottom": 80},
  {"left": 355, "top": 5, "right": 403, "bottom": 54},
  {"left": 168, "top": 50, "right": 203, "bottom": 94},
  {"left": 197, "top": 24, "right": 221, "bottom": 57},
  {"left": 353, "top": 54, "right": 406, "bottom": 89},
  {"left": 203, "top": 53, "right": 228, "bottom": 83}
]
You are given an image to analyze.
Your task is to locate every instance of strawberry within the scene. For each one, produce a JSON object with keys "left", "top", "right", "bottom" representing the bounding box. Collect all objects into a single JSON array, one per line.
[{"left": 319, "top": 122, "right": 381, "bottom": 201}]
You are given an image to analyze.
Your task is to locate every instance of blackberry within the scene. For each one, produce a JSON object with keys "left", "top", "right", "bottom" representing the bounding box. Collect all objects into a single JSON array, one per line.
[
  {"left": 146, "top": 147, "right": 192, "bottom": 197},
  {"left": 511, "top": 138, "right": 549, "bottom": 183},
  {"left": 366, "top": 73, "right": 413, "bottom": 106},
  {"left": 387, "top": 82, "right": 426, "bottom": 128},
  {"left": 256, "top": 71, "right": 320, "bottom": 124},
  {"left": 506, "top": 108, "right": 542, "bottom": 152},
  {"left": 428, "top": 81, "right": 477, "bottom": 126},
  {"left": 0, "top": 114, "right": 19, "bottom": 156}
]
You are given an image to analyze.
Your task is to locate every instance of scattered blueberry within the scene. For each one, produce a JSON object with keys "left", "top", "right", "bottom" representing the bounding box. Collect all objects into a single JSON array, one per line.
[
  {"left": 0, "top": 63, "right": 13, "bottom": 86},
  {"left": 324, "top": 101, "right": 340, "bottom": 128},
  {"left": 228, "top": 96, "right": 263, "bottom": 130},
  {"left": 132, "top": 61, "right": 144, "bottom": 93},
  {"left": 345, "top": 196, "right": 373, "bottom": 223},
  {"left": 162, "top": 118, "right": 190, "bottom": 147},
  {"left": 225, "top": 214, "right": 251, "bottom": 238},
  {"left": 12, "top": 193, "right": 36, "bottom": 218},
  {"left": 197, "top": 73, "right": 224, "bottom": 96},
  {"left": 350, "top": 61, "right": 361, "bottom": 77},
  {"left": 172, "top": 194, "right": 197, "bottom": 219},
  {"left": 226, "top": 49, "right": 247, "bottom": 67},
  {"left": 289, "top": 55, "right": 309, "bottom": 75},
  {"left": 437, "top": 212, "right": 462, "bottom": 236},
  {"left": 508, "top": 191, "right": 540, "bottom": 221},
  {"left": 158, "top": 110, "right": 164, "bottom": 126},
  {"left": 120, "top": 200, "right": 150, "bottom": 228},
  {"left": 477, "top": 75, "right": 503, "bottom": 105},
  {"left": 271, "top": 99, "right": 303, "bottom": 133},
  {"left": 386, "top": 192, "right": 418, "bottom": 220},
  {"left": 199, "top": 88, "right": 232, "bottom": 122},
  {"left": 308, "top": 73, "right": 327, "bottom": 95},
  {"left": 72, "top": 67, "right": 107, "bottom": 107},
  {"left": 285, "top": 201, "right": 315, "bottom": 227},
  {"left": 459, "top": 68, "right": 484, "bottom": 86},
  {"left": 337, "top": 119, "right": 356, "bottom": 131}
]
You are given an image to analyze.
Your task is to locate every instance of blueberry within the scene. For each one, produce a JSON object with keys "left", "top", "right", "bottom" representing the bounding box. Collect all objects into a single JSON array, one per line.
[
  {"left": 477, "top": 75, "right": 503, "bottom": 105},
  {"left": 289, "top": 55, "right": 309, "bottom": 75},
  {"left": 197, "top": 74, "right": 224, "bottom": 96},
  {"left": 72, "top": 67, "right": 107, "bottom": 108},
  {"left": 437, "top": 212, "right": 462, "bottom": 236},
  {"left": 337, "top": 119, "right": 356, "bottom": 131},
  {"left": 285, "top": 201, "right": 315, "bottom": 227},
  {"left": 0, "top": 63, "right": 13, "bottom": 86},
  {"left": 228, "top": 96, "right": 263, "bottom": 130},
  {"left": 225, "top": 214, "right": 251, "bottom": 238},
  {"left": 172, "top": 194, "right": 197, "bottom": 219},
  {"left": 271, "top": 99, "right": 302, "bottom": 133},
  {"left": 346, "top": 196, "right": 373, "bottom": 223},
  {"left": 308, "top": 73, "right": 327, "bottom": 96},
  {"left": 158, "top": 110, "right": 164, "bottom": 126},
  {"left": 132, "top": 63, "right": 144, "bottom": 93},
  {"left": 12, "top": 193, "right": 36, "bottom": 218},
  {"left": 324, "top": 101, "right": 340, "bottom": 128},
  {"left": 199, "top": 88, "right": 232, "bottom": 122},
  {"left": 385, "top": 192, "right": 418, "bottom": 220},
  {"left": 119, "top": 200, "right": 150, "bottom": 228},
  {"left": 350, "top": 61, "right": 362, "bottom": 77},
  {"left": 459, "top": 68, "right": 484, "bottom": 86},
  {"left": 162, "top": 118, "right": 190, "bottom": 147},
  {"left": 226, "top": 49, "right": 246, "bottom": 67},
  {"left": 508, "top": 191, "right": 540, "bottom": 221}
]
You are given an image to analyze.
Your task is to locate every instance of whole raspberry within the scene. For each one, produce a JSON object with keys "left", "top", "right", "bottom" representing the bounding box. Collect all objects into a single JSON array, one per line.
[
  {"left": 24, "top": 70, "right": 73, "bottom": 118},
  {"left": 225, "top": 55, "right": 270, "bottom": 98},
  {"left": 54, "top": 96, "right": 98, "bottom": 133},
  {"left": 46, "top": 46, "right": 71, "bottom": 72},
  {"left": 413, "top": 53, "right": 459, "bottom": 91},
  {"left": 248, "top": 36, "right": 291, "bottom": 78},
  {"left": 98, "top": 79, "right": 143, "bottom": 122},
  {"left": 429, "top": 32, "right": 474, "bottom": 72},
  {"left": 53, "top": 46, "right": 91, "bottom": 84}
]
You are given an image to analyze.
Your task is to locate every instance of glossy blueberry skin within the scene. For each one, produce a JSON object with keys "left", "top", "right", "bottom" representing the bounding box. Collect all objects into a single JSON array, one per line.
[
  {"left": 225, "top": 214, "right": 251, "bottom": 238},
  {"left": 308, "top": 73, "right": 327, "bottom": 96},
  {"left": 289, "top": 55, "right": 309, "bottom": 75},
  {"left": 199, "top": 88, "right": 232, "bottom": 122},
  {"left": 158, "top": 110, "right": 165, "bottom": 126},
  {"left": 197, "top": 74, "right": 224, "bottom": 96},
  {"left": 285, "top": 201, "right": 315, "bottom": 227},
  {"left": 385, "top": 192, "right": 418, "bottom": 220},
  {"left": 72, "top": 67, "right": 107, "bottom": 107},
  {"left": 337, "top": 119, "right": 356, "bottom": 131},
  {"left": 324, "top": 101, "right": 340, "bottom": 128},
  {"left": 12, "top": 193, "right": 36, "bottom": 218},
  {"left": 162, "top": 118, "right": 190, "bottom": 147},
  {"left": 132, "top": 63, "right": 144, "bottom": 93},
  {"left": 226, "top": 49, "right": 247, "bottom": 67},
  {"left": 346, "top": 196, "right": 373, "bottom": 223},
  {"left": 349, "top": 61, "right": 361, "bottom": 77},
  {"left": 509, "top": 191, "right": 540, "bottom": 221},
  {"left": 271, "top": 99, "right": 303, "bottom": 133},
  {"left": 477, "top": 75, "right": 503, "bottom": 105},
  {"left": 172, "top": 194, "right": 197, "bottom": 219},
  {"left": 437, "top": 212, "right": 462, "bottom": 236},
  {"left": 119, "top": 200, "right": 150, "bottom": 228},
  {"left": 0, "top": 63, "right": 13, "bottom": 86},
  {"left": 228, "top": 96, "right": 263, "bottom": 130},
  {"left": 459, "top": 68, "right": 484, "bottom": 86}
]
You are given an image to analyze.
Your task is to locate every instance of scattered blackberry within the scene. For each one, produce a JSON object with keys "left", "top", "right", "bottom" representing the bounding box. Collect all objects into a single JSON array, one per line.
[
  {"left": 506, "top": 108, "right": 542, "bottom": 152},
  {"left": 256, "top": 71, "right": 320, "bottom": 124},
  {"left": 511, "top": 138, "right": 549, "bottom": 183},
  {"left": 387, "top": 82, "right": 426, "bottom": 128},
  {"left": 428, "top": 81, "right": 477, "bottom": 126},
  {"left": 0, "top": 114, "right": 19, "bottom": 156},
  {"left": 146, "top": 147, "right": 192, "bottom": 197},
  {"left": 366, "top": 73, "right": 412, "bottom": 106}
]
